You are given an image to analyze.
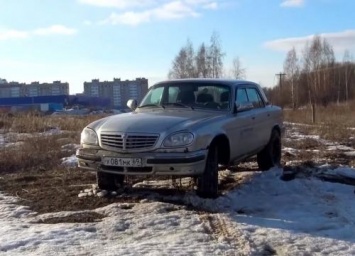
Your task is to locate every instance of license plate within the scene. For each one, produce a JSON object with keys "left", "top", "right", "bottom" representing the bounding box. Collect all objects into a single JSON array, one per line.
[{"left": 102, "top": 157, "right": 142, "bottom": 167}]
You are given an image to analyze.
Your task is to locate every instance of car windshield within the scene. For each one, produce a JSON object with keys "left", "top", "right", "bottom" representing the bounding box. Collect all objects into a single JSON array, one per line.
[{"left": 139, "top": 82, "right": 231, "bottom": 111}]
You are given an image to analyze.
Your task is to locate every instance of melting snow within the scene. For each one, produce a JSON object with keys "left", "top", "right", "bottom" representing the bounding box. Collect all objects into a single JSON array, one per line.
[
  {"left": 61, "top": 155, "right": 78, "bottom": 168},
  {"left": 1, "top": 168, "right": 355, "bottom": 255},
  {"left": 1, "top": 123, "right": 355, "bottom": 255},
  {"left": 0, "top": 134, "right": 4, "bottom": 148}
]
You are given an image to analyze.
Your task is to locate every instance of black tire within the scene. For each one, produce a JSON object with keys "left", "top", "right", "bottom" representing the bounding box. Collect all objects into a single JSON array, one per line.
[
  {"left": 257, "top": 129, "right": 281, "bottom": 171},
  {"left": 196, "top": 145, "right": 219, "bottom": 198},
  {"left": 96, "top": 172, "right": 125, "bottom": 191}
]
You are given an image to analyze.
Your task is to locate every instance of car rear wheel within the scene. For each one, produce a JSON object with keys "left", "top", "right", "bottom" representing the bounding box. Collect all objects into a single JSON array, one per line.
[
  {"left": 257, "top": 129, "right": 281, "bottom": 171},
  {"left": 96, "top": 172, "right": 125, "bottom": 191},
  {"left": 196, "top": 145, "right": 219, "bottom": 198}
]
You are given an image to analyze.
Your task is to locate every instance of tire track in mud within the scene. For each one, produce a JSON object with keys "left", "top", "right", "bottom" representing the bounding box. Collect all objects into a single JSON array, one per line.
[
  {"left": 199, "top": 212, "right": 256, "bottom": 256},
  {"left": 198, "top": 170, "right": 250, "bottom": 254},
  {"left": 199, "top": 212, "right": 279, "bottom": 256},
  {"left": 197, "top": 169, "right": 278, "bottom": 256}
]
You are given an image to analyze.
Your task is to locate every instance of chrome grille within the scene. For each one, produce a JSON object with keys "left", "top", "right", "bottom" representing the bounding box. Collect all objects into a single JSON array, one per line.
[
  {"left": 126, "top": 135, "right": 158, "bottom": 149},
  {"left": 100, "top": 133, "right": 159, "bottom": 150},
  {"left": 101, "top": 134, "right": 123, "bottom": 148}
]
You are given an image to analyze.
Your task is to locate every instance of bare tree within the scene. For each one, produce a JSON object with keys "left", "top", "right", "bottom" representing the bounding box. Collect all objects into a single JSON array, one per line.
[
  {"left": 230, "top": 56, "right": 246, "bottom": 79},
  {"left": 343, "top": 50, "right": 353, "bottom": 102},
  {"left": 302, "top": 40, "right": 316, "bottom": 111},
  {"left": 185, "top": 39, "right": 197, "bottom": 78},
  {"left": 209, "top": 31, "right": 224, "bottom": 78},
  {"left": 168, "top": 40, "right": 197, "bottom": 79},
  {"left": 195, "top": 43, "right": 210, "bottom": 78},
  {"left": 321, "top": 38, "right": 335, "bottom": 104},
  {"left": 283, "top": 47, "right": 299, "bottom": 109},
  {"left": 302, "top": 35, "right": 335, "bottom": 107},
  {"left": 300, "top": 36, "right": 333, "bottom": 121},
  {"left": 268, "top": 36, "right": 355, "bottom": 110},
  {"left": 168, "top": 32, "right": 225, "bottom": 79},
  {"left": 168, "top": 48, "right": 189, "bottom": 79}
]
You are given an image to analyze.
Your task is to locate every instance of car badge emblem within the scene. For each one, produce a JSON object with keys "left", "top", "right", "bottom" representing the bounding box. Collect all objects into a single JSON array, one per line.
[{"left": 122, "top": 133, "right": 127, "bottom": 150}]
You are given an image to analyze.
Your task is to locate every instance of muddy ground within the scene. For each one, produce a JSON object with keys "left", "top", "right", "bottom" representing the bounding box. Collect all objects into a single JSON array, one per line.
[{"left": 0, "top": 123, "right": 354, "bottom": 223}]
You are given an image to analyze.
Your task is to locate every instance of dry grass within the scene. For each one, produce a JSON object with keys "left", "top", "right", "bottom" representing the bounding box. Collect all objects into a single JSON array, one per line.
[
  {"left": 0, "top": 113, "right": 109, "bottom": 216},
  {"left": 283, "top": 100, "right": 355, "bottom": 144},
  {"left": 284, "top": 100, "right": 355, "bottom": 126},
  {"left": 0, "top": 112, "right": 108, "bottom": 133},
  {"left": 0, "top": 134, "right": 70, "bottom": 173},
  {"left": 0, "top": 113, "right": 107, "bottom": 174}
]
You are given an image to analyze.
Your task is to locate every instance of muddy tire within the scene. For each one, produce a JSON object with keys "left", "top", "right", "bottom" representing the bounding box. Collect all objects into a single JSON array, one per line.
[
  {"left": 257, "top": 129, "right": 281, "bottom": 171},
  {"left": 196, "top": 145, "right": 219, "bottom": 198},
  {"left": 96, "top": 172, "right": 125, "bottom": 191}
]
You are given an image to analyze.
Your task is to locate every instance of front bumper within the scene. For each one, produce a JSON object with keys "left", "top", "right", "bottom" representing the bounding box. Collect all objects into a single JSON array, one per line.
[{"left": 76, "top": 148, "right": 207, "bottom": 176}]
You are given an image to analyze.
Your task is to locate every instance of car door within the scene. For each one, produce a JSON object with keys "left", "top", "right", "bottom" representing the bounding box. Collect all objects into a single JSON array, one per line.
[
  {"left": 227, "top": 87, "right": 255, "bottom": 159},
  {"left": 245, "top": 87, "right": 270, "bottom": 150}
]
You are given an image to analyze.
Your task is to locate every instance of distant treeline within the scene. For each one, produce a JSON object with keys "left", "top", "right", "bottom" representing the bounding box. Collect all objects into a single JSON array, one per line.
[{"left": 264, "top": 35, "right": 355, "bottom": 108}]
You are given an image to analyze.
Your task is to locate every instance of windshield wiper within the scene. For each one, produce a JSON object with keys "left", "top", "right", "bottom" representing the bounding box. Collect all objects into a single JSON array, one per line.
[
  {"left": 162, "top": 102, "right": 194, "bottom": 110},
  {"left": 138, "top": 104, "right": 165, "bottom": 109}
]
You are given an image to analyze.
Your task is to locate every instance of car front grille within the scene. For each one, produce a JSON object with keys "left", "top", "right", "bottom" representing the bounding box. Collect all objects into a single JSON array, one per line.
[{"left": 100, "top": 133, "right": 159, "bottom": 151}]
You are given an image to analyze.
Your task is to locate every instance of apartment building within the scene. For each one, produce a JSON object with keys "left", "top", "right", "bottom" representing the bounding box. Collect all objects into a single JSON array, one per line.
[
  {"left": 83, "top": 78, "right": 148, "bottom": 108},
  {"left": 0, "top": 80, "right": 69, "bottom": 98}
]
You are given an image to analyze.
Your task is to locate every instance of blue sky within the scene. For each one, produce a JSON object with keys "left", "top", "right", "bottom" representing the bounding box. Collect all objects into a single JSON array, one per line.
[{"left": 0, "top": 0, "right": 354, "bottom": 94}]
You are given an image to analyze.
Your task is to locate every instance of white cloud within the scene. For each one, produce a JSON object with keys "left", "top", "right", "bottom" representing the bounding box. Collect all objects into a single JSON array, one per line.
[
  {"left": 79, "top": 0, "right": 218, "bottom": 9},
  {"left": 280, "top": 0, "right": 304, "bottom": 7},
  {"left": 264, "top": 30, "right": 355, "bottom": 53},
  {"left": 102, "top": 12, "right": 151, "bottom": 26},
  {"left": 202, "top": 2, "right": 218, "bottom": 9},
  {"left": 186, "top": 0, "right": 219, "bottom": 10},
  {"left": 0, "top": 30, "right": 29, "bottom": 40},
  {"left": 82, "top": 0, "right": 219, "bottom": 25},
  {"left": 0, "top": 25, "right": 77, "bottom": 41},
  {"left": 78, "top": 0, "right": 157, "bottom": 9},
  {"left": 33, "top": 25, "right": 77, "bottom": 36},
  {"left": 100, "top": 1, "right": 200, "bottom": 26},
  {"left": 154, "top": 1, "right": 199, "bottom": 20}
]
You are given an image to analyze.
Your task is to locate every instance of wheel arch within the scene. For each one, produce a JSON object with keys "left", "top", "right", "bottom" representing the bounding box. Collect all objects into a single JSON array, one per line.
[{"left": 209, "top": 134, "right": 230, "bottom": 165}]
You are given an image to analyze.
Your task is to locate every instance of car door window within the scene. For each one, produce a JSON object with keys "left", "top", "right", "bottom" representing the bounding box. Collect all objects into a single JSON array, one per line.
[
  {"left": 236, "top": 88, "right": 248, "bottom": 105},
  {"left": 168, "top": 86, "right": 179, "bottom": 103},
  {"left": 246, "top": 88, "right": 265, "bottom": 108}
]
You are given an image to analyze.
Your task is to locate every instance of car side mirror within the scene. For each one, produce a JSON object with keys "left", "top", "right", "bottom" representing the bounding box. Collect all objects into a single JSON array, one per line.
[
  {"left": 127, "top": 99, "right": 137, "bottom": 111},
  {"left": 236, "top": 102, "right": 254, "bottom": 112}
]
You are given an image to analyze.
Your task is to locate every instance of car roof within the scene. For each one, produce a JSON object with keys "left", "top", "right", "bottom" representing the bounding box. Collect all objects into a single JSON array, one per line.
[{"left": 154, "top": 78, "right": 259, "bottom": 88}]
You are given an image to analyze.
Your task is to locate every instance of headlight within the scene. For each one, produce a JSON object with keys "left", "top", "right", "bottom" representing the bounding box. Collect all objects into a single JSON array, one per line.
[
  {"left": 163, "top": 132, "right": 194, "bottom": 147},
  {"left": 80, "top": 128, "right": 98, "bottom": 145}
]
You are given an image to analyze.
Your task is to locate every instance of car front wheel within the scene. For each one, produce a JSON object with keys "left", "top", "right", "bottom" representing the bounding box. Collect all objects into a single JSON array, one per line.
[{"left": 196, "top": 145, "right": 219, "bottom": 198}]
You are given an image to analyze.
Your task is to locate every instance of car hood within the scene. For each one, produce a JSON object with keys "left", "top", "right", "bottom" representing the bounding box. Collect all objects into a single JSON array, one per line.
[{"left": 89, "top": 110, "right": 224, "bottom": 134}]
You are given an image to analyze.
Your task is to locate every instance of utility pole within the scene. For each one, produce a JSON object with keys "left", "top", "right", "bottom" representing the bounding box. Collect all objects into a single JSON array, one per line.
[
  {"left": 276, "top": 73, "right": 286, "bottom": 108},
  {"left": 276, "top": 73, "right": 286, "bottom": 90}
]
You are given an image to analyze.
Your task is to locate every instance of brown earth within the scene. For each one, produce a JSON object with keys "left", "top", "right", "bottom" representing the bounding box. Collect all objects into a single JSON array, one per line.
[{"left": 0, "top": 123, "right": 353, "bottom": 223}]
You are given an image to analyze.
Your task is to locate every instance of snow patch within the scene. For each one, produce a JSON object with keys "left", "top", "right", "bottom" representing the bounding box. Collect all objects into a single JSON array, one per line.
[{"left": 61, "top": 155, "right": 77, "bottom": 167}]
